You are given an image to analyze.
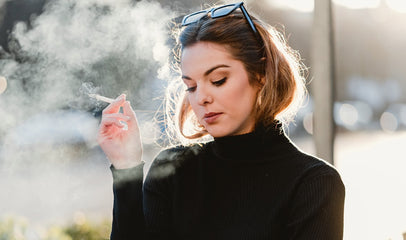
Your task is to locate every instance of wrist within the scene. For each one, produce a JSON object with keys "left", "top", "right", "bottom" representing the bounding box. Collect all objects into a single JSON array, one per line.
[
  {"left": 113, "top": 160, "right": 142, "bottom": 170},
  {"left": 108, "top": 150, "right": 143, "bottom": 169}
]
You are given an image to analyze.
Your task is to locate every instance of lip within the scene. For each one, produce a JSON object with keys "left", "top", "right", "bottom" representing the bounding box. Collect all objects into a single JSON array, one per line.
[{"left": 203, "top": 112, "right": 222, "bottom": 124}]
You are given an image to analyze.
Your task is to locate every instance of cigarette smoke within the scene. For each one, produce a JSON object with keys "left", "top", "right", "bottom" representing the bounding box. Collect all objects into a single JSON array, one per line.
[
  {"left": 0, "top": 0, "right": 174, "bottom": 163},
  {"left": 0, "top": 0, "right": 175, "bottom": 226}
]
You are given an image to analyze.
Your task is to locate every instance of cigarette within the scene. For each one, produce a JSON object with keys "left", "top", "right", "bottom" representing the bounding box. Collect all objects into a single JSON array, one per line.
[
  {"left": 88, "top": 93, "right": 153, "bottom": 113},
  {"left": 88, "top": 93, "right": 115, "bottom": 103}
]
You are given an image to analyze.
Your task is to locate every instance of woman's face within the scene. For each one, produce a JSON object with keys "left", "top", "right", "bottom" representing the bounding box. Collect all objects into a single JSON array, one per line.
[{"left": 181, "top": 41, "right": 259, "bottom": 138}]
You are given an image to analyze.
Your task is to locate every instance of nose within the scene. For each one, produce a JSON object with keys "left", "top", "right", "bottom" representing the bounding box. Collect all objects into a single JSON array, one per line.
[{"left": 196, "top": 85, "right": 213, "bottom": 106}]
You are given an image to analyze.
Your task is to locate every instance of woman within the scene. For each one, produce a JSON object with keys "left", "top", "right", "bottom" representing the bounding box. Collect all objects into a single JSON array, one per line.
[{"left": 98, "top": 2, "right": 345, "bottom": 239}]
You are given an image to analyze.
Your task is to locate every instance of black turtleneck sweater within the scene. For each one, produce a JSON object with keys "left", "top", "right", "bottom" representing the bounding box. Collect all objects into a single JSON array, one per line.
[{"left": 110, "top": 126, "right": 345, "bottom": 240}]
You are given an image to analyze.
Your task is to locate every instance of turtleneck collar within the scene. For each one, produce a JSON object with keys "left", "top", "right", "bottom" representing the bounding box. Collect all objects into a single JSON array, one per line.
[{"left": 210, "top": 123, "right": 294, "bottom": 163}]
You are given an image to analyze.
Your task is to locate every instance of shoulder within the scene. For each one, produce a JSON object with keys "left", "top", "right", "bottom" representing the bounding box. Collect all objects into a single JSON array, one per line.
[
  {"left": 282, "top": 151, "right": 346, "bottom": 209},
  {"left": 300, "top": 153, "right": 341, "bottom": 180},
  {"left": 281, "top": 143, "right": 339, "bottom": 175},
  {"left": 154, "top": 143, "right": 206, "bottom": 163},
  {"left": 282, "top": 148, "right": 344, "bottom": 188},
  {"left": 146, "top": 143, "right": 207, "bottom": 179},
  {"left": 291, "top": 152, "right": 345, "bottom": 197},
  {"left": 284, "top": 154, "right": 345, "bottom": 239}
]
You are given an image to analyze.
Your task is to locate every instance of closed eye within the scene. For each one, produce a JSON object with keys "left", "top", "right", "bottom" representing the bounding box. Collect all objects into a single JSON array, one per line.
[
  {"left": 185, "top": 86, "right": 196, "bottom": 92},
  {"left": 212, "top": 77, "right": 226, "bottom": 86}
]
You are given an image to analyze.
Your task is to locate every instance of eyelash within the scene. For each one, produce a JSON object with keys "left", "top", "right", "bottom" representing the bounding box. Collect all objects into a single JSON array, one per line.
[
  {"left": 185, "top": 77, "right": 227, "bottom": 92},
  {"left": 186, "top": 86, "right": 196, "bottom": 92},
  {"left": 213, "top": 77, "right": 227, "bottom": 86}
]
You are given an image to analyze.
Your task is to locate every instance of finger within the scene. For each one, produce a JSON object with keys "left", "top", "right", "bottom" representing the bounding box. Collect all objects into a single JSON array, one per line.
[
  {"left": 102, "top": 94, "right": 126, "bottom": 114},
  {"left": 100, "top": 117, "right": 126, "bottom": 129},
  {"left": 102, "top": 113, "right": 130, "bottom": 122},
  {"left": 122, "top": 101, "right": 139, "bottom": 130}
]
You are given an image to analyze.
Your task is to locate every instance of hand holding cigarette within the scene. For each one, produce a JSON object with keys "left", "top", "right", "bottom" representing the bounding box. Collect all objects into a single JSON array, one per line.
[{"left": 97, "top": 94, "right": 143, "bottom": 169}]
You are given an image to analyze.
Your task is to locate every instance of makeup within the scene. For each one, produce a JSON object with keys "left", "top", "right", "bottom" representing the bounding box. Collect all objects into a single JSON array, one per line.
[{"left": 204, "top": 112, "right": 222, "bottom": 124}]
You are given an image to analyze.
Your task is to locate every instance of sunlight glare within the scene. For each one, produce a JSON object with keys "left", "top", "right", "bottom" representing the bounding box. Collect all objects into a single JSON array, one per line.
[
  {"left": 333, "top": 0, "right": 381, "bottom": 9},
  {"left": 266, "top": 0, "right": 314, "bottom": 12},
  {"left": 336, "top": 131, "right": 406, "bottom": 240},
  {"left": 386, "top": 0, "right": 406, "bottom": 13}
]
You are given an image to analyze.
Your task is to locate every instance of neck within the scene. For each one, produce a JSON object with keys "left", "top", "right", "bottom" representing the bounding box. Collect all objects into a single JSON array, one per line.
[{"left": 211, "top": 123, "right": 293, "bottom": 163}]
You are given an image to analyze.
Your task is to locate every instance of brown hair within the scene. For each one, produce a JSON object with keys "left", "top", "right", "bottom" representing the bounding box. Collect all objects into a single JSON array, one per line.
[{"left": 165, "top": 8, "right": 306, "bottom": 143}]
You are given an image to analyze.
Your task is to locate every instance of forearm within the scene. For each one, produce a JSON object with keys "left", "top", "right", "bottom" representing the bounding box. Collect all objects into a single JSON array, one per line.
[{"left": 110, "top": 163, "right": 146, "bottom": 240}]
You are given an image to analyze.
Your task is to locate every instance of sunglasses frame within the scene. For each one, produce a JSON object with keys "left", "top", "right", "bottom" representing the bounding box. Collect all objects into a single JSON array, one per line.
[{"left": 181, "top": 2, "right": 260, "bottom": 39}]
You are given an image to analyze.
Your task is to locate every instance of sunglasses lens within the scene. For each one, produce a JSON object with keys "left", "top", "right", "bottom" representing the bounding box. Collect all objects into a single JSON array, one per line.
[
  {"left": 183, "top": 11, "right": 208, "bottom": 25},
  {"left": 211, "top": 5, "right": 235, "bottom": 18}
]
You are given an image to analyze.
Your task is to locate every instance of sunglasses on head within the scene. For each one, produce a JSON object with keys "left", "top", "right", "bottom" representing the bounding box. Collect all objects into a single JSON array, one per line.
[{"left": 181, "top": 2, "right": 260, "bottom": 39}]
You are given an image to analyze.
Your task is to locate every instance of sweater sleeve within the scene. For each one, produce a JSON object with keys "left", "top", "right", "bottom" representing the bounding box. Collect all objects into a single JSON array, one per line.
[
  {"left": 110, "top": 162, "right": 146, "bottom": 240},
  {"left": 286, "top": 166, "right": 345, "bottom": 240},
  {"left": 110, "top": 149, "right": 179, "bottom": 240},
  {"left": 141, "top": 149, "right": 177, "bottom": 239}
]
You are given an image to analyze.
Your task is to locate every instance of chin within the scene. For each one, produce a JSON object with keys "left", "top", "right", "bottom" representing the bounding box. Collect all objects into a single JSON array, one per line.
[
  {"left": 206, "top": 123, "right": 254, "bottom": 138},
  {"left": 206, "top": 125, "right": 235, "bottom": 138},
  {"left": 205, "top": 126, "right": 226, "bottom": 138},
  {"left": 209, "top": 132, "right": 227, "bottom": 138}
]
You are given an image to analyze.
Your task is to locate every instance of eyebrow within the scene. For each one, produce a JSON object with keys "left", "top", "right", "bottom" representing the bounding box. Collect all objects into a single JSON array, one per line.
[{"left": 182, "top": 64, "right": 230, "bottom": 80}]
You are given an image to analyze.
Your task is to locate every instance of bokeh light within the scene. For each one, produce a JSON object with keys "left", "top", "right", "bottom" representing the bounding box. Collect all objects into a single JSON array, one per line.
[
  {"left": 339, "top": 103, "right": 359, "bottom": 127},
  {"left": 380, "top": 112, "right": 398, "bottom": 132},
  {"left": 303, "top": 112, "right": 313, "bottom": 135},
  {"left": 0, "top": 76, "right": 7, "bottom": 94},
  {"left": 400, "top": 106, "right": 406, "bottom": 125}
]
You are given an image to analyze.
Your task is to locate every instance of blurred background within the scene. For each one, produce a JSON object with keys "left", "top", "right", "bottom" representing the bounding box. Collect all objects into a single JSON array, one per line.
[{"left": 0, "top": 0, "right": 405, "bottom": 239}]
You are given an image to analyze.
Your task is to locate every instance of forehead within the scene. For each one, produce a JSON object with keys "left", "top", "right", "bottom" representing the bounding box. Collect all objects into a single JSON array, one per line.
[{"left": 181, "top": 42, "right": 235, "bottom": 74}]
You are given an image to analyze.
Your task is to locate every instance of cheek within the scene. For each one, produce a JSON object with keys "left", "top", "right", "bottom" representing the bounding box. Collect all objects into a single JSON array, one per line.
[
  {"left": 225, "top": 80, "right": 254, "bottom": 104},
  {"left": 228, "top": 86, "right": 257, "bottom": 117},
  {"left": 186, "top": 94, "right": 201, "bottom": 117},
  {"left": 187, "top": 94, "right": 197, "bottom": 108}
]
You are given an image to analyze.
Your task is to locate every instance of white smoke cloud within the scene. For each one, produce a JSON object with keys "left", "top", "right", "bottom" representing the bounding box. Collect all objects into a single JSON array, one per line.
[
  {"left": 0, "top": 0, "right": 174, "bottom": 158},
  {"left": 0, "top": 0, "right": 175, "bottom": 227}
]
